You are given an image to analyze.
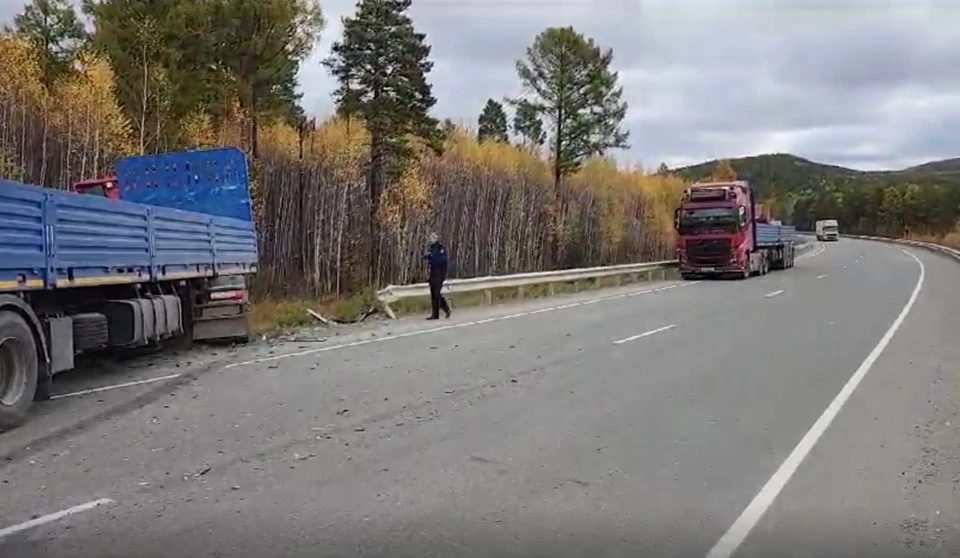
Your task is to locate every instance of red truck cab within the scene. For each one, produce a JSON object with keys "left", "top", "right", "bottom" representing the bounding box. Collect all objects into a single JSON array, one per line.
[
  {"left": 72, "top": 176, "right": 120, "bottom": 199},
  {"left": 675, "top": 181, "right": 757, "bottom": 277}
]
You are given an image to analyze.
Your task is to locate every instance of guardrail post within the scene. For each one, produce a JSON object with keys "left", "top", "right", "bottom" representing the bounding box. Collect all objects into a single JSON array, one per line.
[
  {"left": 484, "top": 289, "right": 492, "bottom": 306},
  {"left": 381, "top": 302, "right": 397, "bottom": 320},
  {"left": 548, "top": 283, "right": 555, "bottom": 296},
  {"left": 518, "top": 286, "right": 526, "bottom": 300}
]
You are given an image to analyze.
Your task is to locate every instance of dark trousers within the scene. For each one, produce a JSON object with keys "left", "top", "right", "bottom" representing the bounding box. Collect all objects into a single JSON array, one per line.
[{"left": 429, "top": 275, "right": 449, "bottom": 318}]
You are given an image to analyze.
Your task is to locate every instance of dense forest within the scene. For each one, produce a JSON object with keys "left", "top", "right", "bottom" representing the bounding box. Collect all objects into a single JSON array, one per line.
[
  {"left": 1, "top": 0, "right": 957, "bottom": 306},
  {"left": 673, "top": 154, "right": 960, "bottom": 240},
  {"left": 0, "top": 0, "right": 685, "bottom": 301}
]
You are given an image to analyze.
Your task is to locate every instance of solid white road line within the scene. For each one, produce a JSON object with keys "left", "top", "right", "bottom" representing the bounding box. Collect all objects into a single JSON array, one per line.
[
  {"left": 764, "top": 289, "right": 784, "bottom": 298},
  {"left": 613, "top": 324, "right": 677, "bottom": 345},
  {"left": 0, "top": 498, "right": 115, "bottom": 540},
  {"left": 50, "top": 373, "right": 183, "bottom": 400},
  {"left": 226, "top": 282, "right": 700, "bottom": 369},
  {"left": 798, "top": 242, "right": 825, "bottom": 260},
  {"left": 817, "top": 274, "right": 827, "bottom": 279},
  {"left": 705, "top": 248, "right": 925, "bottom": 558}
]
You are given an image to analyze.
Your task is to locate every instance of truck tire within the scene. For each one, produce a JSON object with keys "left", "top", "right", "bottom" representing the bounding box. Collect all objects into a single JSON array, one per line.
[
  {"left": 72, "top": 312, "right": 109, "bottom": 351},
  {"left": 0, "top": 310, "right": 39, "bottom": 433}
]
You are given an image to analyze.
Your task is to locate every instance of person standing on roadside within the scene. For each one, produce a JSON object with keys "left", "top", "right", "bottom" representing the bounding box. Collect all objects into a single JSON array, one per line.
[{"left": 424, "top": 232, "right": 451, "bottom": 320}]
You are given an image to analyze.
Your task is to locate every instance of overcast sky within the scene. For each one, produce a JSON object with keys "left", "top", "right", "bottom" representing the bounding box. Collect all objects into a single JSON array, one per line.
[
  {"left": 299, "top": 0, "right": 956, "bottom": 171},
  {"left": 2, "top": 0, "right": 955, "bottom": 171}
]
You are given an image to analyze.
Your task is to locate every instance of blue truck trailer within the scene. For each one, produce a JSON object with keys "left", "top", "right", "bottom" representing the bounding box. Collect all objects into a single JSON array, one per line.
[{"left": 0, "top": 147, "right": 259, "bottom": 431}]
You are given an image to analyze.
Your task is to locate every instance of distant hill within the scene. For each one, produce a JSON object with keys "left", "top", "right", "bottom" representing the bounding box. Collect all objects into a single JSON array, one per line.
[
  {"left": 672, "top": 153, "right": 960, "bottom": 201},
  {"left": 902, "top": 158, "right": 960, "bottom": 175},
  {"left": 670, "top": 153, "right": 960, "bottom": 235}
]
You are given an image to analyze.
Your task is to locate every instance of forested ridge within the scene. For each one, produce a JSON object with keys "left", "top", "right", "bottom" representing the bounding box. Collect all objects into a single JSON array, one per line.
[{"left": 1, "top": 0, "right": 956, "bottom": 309}]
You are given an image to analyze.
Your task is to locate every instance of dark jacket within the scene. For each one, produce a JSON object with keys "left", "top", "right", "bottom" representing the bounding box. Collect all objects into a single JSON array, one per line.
[{"left": 424, "top": 241, "right": 448, "bottom": 279}]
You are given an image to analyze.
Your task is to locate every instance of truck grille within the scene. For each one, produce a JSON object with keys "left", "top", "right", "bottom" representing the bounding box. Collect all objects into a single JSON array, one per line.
[{"left": 686, "top": 238, "right": 732, "bottom": 265}]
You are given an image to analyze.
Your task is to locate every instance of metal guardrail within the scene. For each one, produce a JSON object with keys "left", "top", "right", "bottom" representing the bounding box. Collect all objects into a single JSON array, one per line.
[
  {"left": 376, "top": 237, "right": 813, "bottom": 318},
  {"left": 377, "top": 260, "right": 679, "bottom": 318},
  {"left": 845, "top": 235, "right": 960, "bottom": 261}
]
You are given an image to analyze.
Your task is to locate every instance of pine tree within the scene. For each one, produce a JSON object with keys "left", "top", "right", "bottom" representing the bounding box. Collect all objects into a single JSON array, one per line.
[
  {"left": 512, "top": 26, "right": 629, "bottom": 187},
  {"left": 324, "top": 0, "right": 439, "bottom": 283},
  {"left": 477, "top": 99, "right": 508, "bottom": 143},
  {"left": 8, "top": 0, "right": 85, "bottom": 88},
  {"left": 211, "top": 0, "right": 324, "bottom": 156},
  {"left": 512, "top": 100, "right": 545, "bottom": 149},
  {"left": 511, "top": 25, "right": 629, "bottom": 263}
]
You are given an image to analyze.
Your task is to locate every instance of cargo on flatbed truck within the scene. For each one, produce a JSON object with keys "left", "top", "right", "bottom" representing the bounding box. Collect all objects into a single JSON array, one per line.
[
  {"left": 0, "top": 147, "right": 258, "bottom": 432},
  {"left": 674, "top": 180, "right": 796, "bottom": 280}
]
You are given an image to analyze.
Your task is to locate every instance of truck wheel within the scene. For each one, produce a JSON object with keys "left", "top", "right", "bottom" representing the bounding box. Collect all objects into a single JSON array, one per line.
[{"left": 0, "top": 310, "right": 39, "bottom": 433}]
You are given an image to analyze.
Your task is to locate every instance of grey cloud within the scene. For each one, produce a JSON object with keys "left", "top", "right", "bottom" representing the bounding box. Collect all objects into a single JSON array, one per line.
[
  {"left": 392, "top": 0, "right": 959, "bottom": 171},
  {"left": 2, "top": 0, "right": 955, "bottom": 171}
]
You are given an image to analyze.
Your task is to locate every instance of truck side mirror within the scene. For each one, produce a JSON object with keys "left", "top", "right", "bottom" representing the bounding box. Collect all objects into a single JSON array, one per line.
[{"left": 738, "top": 206, "right": 747, "bottom": 227}]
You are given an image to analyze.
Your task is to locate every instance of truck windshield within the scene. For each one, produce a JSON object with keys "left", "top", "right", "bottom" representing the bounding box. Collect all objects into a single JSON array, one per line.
[
  {"left": 824, "top": 225, "right": 838, "bottom": 232},
  {"left": 679, "top": 207, "right": 738, "bottom": 233},
  {"left": 76, "top": 184, "right": 109, "bottom": 197}
]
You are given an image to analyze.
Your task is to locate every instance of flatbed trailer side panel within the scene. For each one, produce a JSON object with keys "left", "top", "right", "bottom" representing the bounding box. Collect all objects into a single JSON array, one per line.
[
  {"left": 755, "top": 223, "right": 796, "bottom": 247},
  {"left": 0, "top": 180, "right": 45, "bottom": 291},
  {"left": 0, "top": 179, "right": 257, "bottom": 294},
  {"left": 52, "top": 185, "right": 152, "bottom": 287},
  {"left": 755, "top": 223, "right": 797, "bottom": 271}
]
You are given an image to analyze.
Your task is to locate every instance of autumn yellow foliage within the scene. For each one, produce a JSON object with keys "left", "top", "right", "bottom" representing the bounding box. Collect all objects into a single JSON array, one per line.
[
  {"left": 0, "top": 31, "right": 688, "bottom": 298},
  {"left": 710, "top": 159, "right": 738, "bottom": 181}
]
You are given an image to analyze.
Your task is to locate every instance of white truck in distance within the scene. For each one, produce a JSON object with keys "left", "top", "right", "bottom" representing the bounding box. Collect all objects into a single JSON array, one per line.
[{"left": 816, "top": 219, "right": 840, "bottom": 241}]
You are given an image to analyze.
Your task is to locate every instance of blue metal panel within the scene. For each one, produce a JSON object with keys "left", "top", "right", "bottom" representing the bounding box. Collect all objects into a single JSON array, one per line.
[
  {"left": 211, "top": 217, "right": 258, "bottom": 273},
  {"left": 0, "top": 180, "right": 46, "bottom": 290},
  {"left": 50, "top": 190, "right": 151, "bottom": 285},
  {"left": 115, "top": 147, "right": 254, "bottom": 222},
  {"left": 756, "top": 223, "right": 797, "bottom": 247},
  {"left": 152, "top": 206, "right": 215, "bottom": 280}
]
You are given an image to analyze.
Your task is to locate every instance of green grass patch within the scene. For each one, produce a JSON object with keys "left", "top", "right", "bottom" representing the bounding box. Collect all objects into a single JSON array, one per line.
[{"left": 250, "top": 287, "right": 379, "bottom": 334}]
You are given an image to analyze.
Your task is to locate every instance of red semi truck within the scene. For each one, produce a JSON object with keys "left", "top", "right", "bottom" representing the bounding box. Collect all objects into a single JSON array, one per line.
[
  {"left": 674, "top": 180, "right": 796, "bottom": 279},
  {"left": 72, "top": 176, "right": 120, "bottom": 199}
]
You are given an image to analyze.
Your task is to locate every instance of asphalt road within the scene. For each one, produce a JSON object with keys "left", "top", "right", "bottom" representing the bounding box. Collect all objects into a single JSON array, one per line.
[{"left": 2, "top": 238, "right": 960, "bottom": 557}]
